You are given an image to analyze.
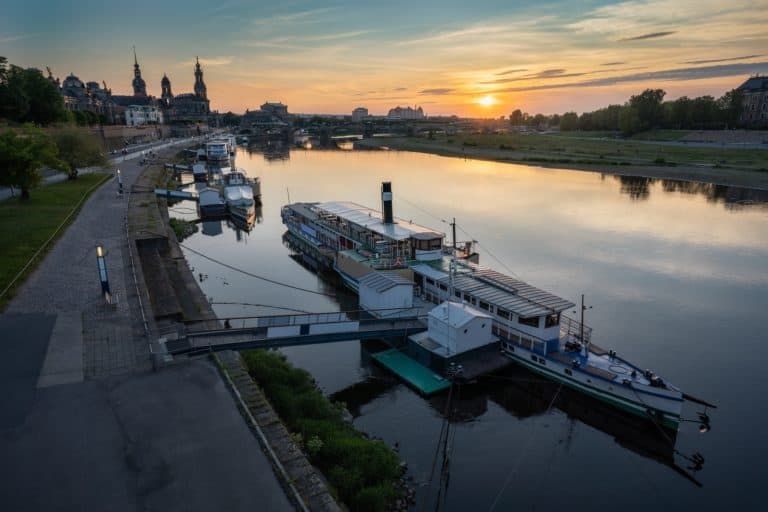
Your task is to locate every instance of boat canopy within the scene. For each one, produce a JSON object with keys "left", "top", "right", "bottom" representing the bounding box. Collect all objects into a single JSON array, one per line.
[
  {"left": 224, "top": 185, "right": 253, "bottom": 202},
  {"left": 412, "top": 262, "right": 575, "bottom": 317},
  {"left": 314, "top": 201, "right": 443, "bottom": 242}
]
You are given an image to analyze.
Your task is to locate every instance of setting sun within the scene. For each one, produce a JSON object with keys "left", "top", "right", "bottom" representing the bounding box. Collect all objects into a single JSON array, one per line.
[{"left": 477, "top": 95, "right": 496, "bottom": 107}]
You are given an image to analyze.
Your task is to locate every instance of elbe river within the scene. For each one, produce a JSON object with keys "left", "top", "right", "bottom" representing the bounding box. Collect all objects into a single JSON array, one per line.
[{"left": 172, "top": 144, "right": 768, "bottom": 511}]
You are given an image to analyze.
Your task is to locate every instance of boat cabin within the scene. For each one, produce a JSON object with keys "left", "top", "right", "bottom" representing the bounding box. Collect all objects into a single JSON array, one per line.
[{"left": 411, "top": 261, "right": 578, "bottom": 356}]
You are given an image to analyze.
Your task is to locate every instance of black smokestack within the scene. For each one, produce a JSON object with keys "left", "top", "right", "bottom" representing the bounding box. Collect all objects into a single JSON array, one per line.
[{"left": 381, "top": 181, "right": 393, "bottom": 224}]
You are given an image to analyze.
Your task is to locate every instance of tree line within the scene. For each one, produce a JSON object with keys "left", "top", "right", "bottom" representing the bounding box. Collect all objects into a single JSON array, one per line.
[
  {"left": 1, "top": 56, "right": 108, "bottom": 199},
  {"left": 510, "top": 88, "right": 745, "bottom": 135}
]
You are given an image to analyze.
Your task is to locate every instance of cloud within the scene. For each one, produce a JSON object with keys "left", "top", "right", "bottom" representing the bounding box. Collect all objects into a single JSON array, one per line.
[
  {"left": 619, "top": 30, "right": 676, "bottom": 41},
  {"left": 496, "top": 68, "right": 528, "bottom": 76},
  {"left": 251, "top": 7, "right": 340, "bottom": 27},
  {"left": 0, "top": 33, "right": 31, "bottom": 44},
  {"left": 393, "top": 87, "right": 408, "bottom": 91},
  {"left": 180, "top": 56, "right": 233, "bottom": 67},
  {"left": 419, "top": 88, "right": 455, "bottom": 95},
  {"left": 683, "top": 54, "right": 762, "bottom": 64},
  {"left": 397, "top": 24, "right": 510, "bottom": 46},
  {"left": 601, "top": 61, "right": 626, "bottom": 66},
  {"left": 304, "top": 30, "right": 370, "bottom": 42},
  {"left": 489, "top": 61, "right": 768, "bottom": 93}
]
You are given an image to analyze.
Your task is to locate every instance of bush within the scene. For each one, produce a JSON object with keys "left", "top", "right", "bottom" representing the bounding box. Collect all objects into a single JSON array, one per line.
[{"left": 242, "top": 349, "right": 404, "bottom": 511}]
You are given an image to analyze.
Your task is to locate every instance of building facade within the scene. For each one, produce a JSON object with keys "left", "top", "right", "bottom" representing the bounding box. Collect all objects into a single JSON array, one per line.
[
  {"left": 387, "top": 105, "right": 425, "bottom": 120},
  {"left": 739, "top": 75, "right": 768, "bottom": 127},
  {"left": 125, "top": 105, "right": 164, "bottom": 126},
  {"left": 160, "top": 57, "right": 211, "bottom": 123},
  {"left": 352, "top": 107, "right": 369, "bottom": 122}
]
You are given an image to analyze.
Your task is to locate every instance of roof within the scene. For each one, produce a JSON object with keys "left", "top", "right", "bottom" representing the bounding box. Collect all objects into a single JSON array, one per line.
[
  {"left": 739, "top": 76, "right": 768, "bottom": 91},
  {"left": 359, "top": 271, "right": 413, "bottom": 293},
  {"left": 429, "top": 301, "right": 491, "bottom": 328},
  {"left": 412, "top": 261, "right": 574, "bottom": 317},
  {"left": 411, "top": 264, "right": 449, "bottom": 282},
  {"left": 314, "top": 201, "right": 444, "bottom": 242}
]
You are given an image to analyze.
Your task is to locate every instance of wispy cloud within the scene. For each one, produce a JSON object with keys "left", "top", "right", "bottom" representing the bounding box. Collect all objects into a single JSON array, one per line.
[
  {"left": 397, "top": 24, "right": 510, "bottom": 46},
  {"left": 620, "top": 30, "right": 676, "bottom": 41},
  {"left": 683, "top": 54, "right": 762, "bottom": 64},
  {"left": 304, "top": 30, "right": 371, "bottom": 42},
  {"left": 419, "top": 88, "right": 455, "bottom": 95},
  {"left": 179, "top": 56, "right": 234, "bottom": 67},
  {"left": 601, "top": 61, "right": 626, "bottom": 66},
  {"left": 393, "top": 87, "right": 408, "bottom": 91},
  {"left": 496, "top": 68, "right": 528, "bottom": 76},
  {"left": 0, "top": 33, "right": 31, "bottom": 44},
  {"left": 489, "top": 61, "right": 768, "bottom": 93},
  {"left": 251, "top": 7, "right": 340, "bottom": 27}
]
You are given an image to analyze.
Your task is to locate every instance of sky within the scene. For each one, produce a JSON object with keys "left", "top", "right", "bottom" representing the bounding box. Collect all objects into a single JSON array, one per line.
[{"left": 3, "top": 0, "right": 768, "bottom": 117}]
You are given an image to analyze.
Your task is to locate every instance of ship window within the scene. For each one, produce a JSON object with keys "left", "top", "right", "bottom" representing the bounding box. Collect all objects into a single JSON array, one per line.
[
  {"left": 497, "top": 308, "right": 511, "bottom": 320},
  {"left": 479, "top": 301, "right": 489, "bottom": 311},
  {"left": 464, "top": 329, "right": 468, "bottom": 334},
  {"left": 545, "top": 313, "right": 560, "bottom": 328},
  {"left": 463, "top": 293, "right": 471, "bottom": 301},
  {"left": 426, "top": 278, "right": 434, "bottom": 285},
  {"left": 439, "top": 284, "right": 447, "bottom": 291},
  {"left": 455, "top": 291, "right": 461, "bottom": 298},
  {"left": 530, "top": 355, "right": 537, "bottom": 362},
  {"left": 519, "top": 316, "right": 539, "bottom": 327},
  {"left": 565, "top": 369, "right": 572, "bottom": 376}
]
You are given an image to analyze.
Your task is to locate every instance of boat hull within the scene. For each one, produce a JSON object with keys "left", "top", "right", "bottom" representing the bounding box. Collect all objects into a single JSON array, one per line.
[{"left": 501, "top": 346, "right": 682, "bottom": 429}]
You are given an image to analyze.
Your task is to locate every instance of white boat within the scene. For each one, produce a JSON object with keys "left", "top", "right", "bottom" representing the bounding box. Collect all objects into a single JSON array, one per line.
[
  {"left": 280, "top": 182, "right": 713, "bottom": 430},
  {"left": 225, "top": 169, "right": 261, "bottom": 199},
  {"left": 205, "top": 141, "right": 229, "bottom": 163},
  {"left": 224, "top": 184, "right": 255, "bottom": 223}
]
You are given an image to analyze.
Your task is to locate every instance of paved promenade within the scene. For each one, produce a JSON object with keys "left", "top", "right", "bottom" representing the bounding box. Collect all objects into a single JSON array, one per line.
[{"left": 0, "top": 141, "right": 293, "bottom": 511}]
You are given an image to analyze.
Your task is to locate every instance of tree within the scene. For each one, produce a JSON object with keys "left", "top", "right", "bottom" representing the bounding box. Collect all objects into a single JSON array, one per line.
[
  {"left": 509, "top": 109, "right": 524, "bottom": 126},
  {"left": 629, "top": 89, "right": 666, "bottom": 131},
  {"left": 560, "top": 112, "right": 579, "bottom": 131},
  {"left": 619, "top": 106, "right": 641, "bottom": 135},
  {"left": 50, "top": 126, "right": 107, "bottom": 179},
  {"left": 0, "top": 57, "right": 66, "bottom": 125},
  {"left": 0, "top": 126, "right": 63, "bottom": 199},
  {"left": 718, "top": 88, "right": 743, "bottom": 128}
]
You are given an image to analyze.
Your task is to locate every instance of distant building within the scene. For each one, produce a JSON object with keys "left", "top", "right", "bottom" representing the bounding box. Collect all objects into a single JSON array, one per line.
[
  {"left": 738, "top": 75, "right": 768, "bottom": 126},
  {"left": 57, "top": 71, "right": 117, "bottom": 123},
  {"left": 387, "top": 105, "right": 424, "bottom": 120},
  {"left": 159, "top": 57, "right": 211, "bottom": 123},
  {"left": 261, "top": 102, "right": 289, "bottom": 121},
  {"left": 352, "top": 107, "right": 368, "bottom": 122},
  {"left": 125, "top": 104, "right": 163, "bottom": 126}
]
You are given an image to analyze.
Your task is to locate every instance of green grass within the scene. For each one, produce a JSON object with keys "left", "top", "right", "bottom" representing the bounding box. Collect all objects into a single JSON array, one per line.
[
  {"left": 0, "top": 173, "right": 109, "bottom": 309},
  {"left": 631, "top": 130, "right": 690, "bottom": 141},
  {"left": 412, "top": 133, "right": 768, "bottom": 170},
  {"left": 242, "top": 350, "right": 403, "bottom": 512}
]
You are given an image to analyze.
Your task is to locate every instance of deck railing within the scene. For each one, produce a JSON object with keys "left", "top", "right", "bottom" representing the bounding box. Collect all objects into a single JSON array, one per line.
[{"left": 559, "top": 314, "right": 592, "bottom": 344}]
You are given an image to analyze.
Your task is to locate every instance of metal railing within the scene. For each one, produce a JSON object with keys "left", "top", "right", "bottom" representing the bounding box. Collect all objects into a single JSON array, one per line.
[{"left": 559, "top": 314, "right": 592, "bottom": 344}]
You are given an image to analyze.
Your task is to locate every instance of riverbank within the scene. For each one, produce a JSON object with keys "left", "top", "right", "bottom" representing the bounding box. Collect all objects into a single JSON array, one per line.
[
  {"left": 357, "top": 136, "right": 768, "bottom": 190},
  {"left": 0, "top": 173, "right": 110, "bottom": 310}
]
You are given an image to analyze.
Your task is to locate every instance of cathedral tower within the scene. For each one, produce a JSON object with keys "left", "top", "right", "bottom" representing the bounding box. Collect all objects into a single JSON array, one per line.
[
  {"left": 161, "top": 73, "right": 173, "bottom": 105},
  {"left": 132, "top": 46, "right": 147, "bottom": 97},
  {"left": 193, "top": 56, "right": 207, "bottom": 99}
]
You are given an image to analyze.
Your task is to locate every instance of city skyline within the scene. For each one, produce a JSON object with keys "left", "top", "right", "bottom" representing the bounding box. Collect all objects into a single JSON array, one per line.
[{"left": 3, "top": 0, "right": 768, "bottom": 116}]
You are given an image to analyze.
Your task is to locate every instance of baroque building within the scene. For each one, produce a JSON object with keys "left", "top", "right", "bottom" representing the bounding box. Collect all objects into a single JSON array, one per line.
[
  {"left": 160, "top": 57, "right": 211, "bottom": 123},
  {"left": 739, "top": 75, "right": 768, "bottom": 127}
]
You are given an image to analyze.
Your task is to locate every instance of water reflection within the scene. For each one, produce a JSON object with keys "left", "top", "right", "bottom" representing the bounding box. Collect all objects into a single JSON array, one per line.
[{"left": 612, "top": 175, "right": 768, "bottom": 210}]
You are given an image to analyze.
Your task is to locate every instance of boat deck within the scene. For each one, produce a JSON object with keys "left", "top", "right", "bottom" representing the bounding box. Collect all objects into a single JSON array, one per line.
[{"left": 372, "top": 349, "right": 451, "bottom": 395}]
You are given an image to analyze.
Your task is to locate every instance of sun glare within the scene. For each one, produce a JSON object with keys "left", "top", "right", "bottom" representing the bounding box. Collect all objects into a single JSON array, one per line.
[{"left": 477, "top": 95, "right": 496, "bottom": 107}]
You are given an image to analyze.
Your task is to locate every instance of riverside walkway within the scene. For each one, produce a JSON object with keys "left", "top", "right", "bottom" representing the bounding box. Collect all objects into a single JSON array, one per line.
[{"left": 0, "top": 140, "right": 294, "bottom": 512}]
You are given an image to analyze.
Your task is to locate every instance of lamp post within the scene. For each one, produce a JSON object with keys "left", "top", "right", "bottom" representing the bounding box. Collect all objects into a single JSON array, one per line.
[{"left": 96, "top": 245, "right": 111, "bottom": 304}]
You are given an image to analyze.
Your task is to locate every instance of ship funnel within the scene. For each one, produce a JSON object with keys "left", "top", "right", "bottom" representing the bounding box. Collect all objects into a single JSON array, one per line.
[{"left": 381, "top": 182, "right": 394, "bottom": 224}]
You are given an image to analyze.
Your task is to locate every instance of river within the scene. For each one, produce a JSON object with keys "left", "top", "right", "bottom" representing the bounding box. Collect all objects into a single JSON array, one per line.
[{"left": 172, "top": 145, "right": 768, "bottom": 511}]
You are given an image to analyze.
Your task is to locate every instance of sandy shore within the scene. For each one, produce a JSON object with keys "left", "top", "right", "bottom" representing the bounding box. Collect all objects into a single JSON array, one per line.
[{"left": 357, "top": 137, "right": 768, "bottom": 190}]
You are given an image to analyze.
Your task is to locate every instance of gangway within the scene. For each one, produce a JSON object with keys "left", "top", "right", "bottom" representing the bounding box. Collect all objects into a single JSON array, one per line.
[{"left": 163, "top": 308, "right": 427, "bottom": 356}]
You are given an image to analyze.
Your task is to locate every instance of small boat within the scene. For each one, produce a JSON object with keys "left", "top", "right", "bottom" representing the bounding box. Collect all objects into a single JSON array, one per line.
[
  {"left": 225, "top": 169, "right": 261, "bottom": 199},
  {"left": 205, "top": 141, "right": 230, "bottom": 163},
  {"left": 198, "top": 187, "right": 226, "bottom": 217},
  {"left": 224, "top": 184, "right": 255, "bottom": 223}
]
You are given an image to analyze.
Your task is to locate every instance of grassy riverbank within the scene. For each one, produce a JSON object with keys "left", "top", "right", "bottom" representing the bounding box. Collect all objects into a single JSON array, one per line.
[
  {"left": 0, "top": 173, "right": 109, "bottom": 309},
  {"left": 358, "top": 134, "right": 768, "bottom": 190},
  {"left": 242, "top": 349, "right": 404, "bottom": 512}
]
